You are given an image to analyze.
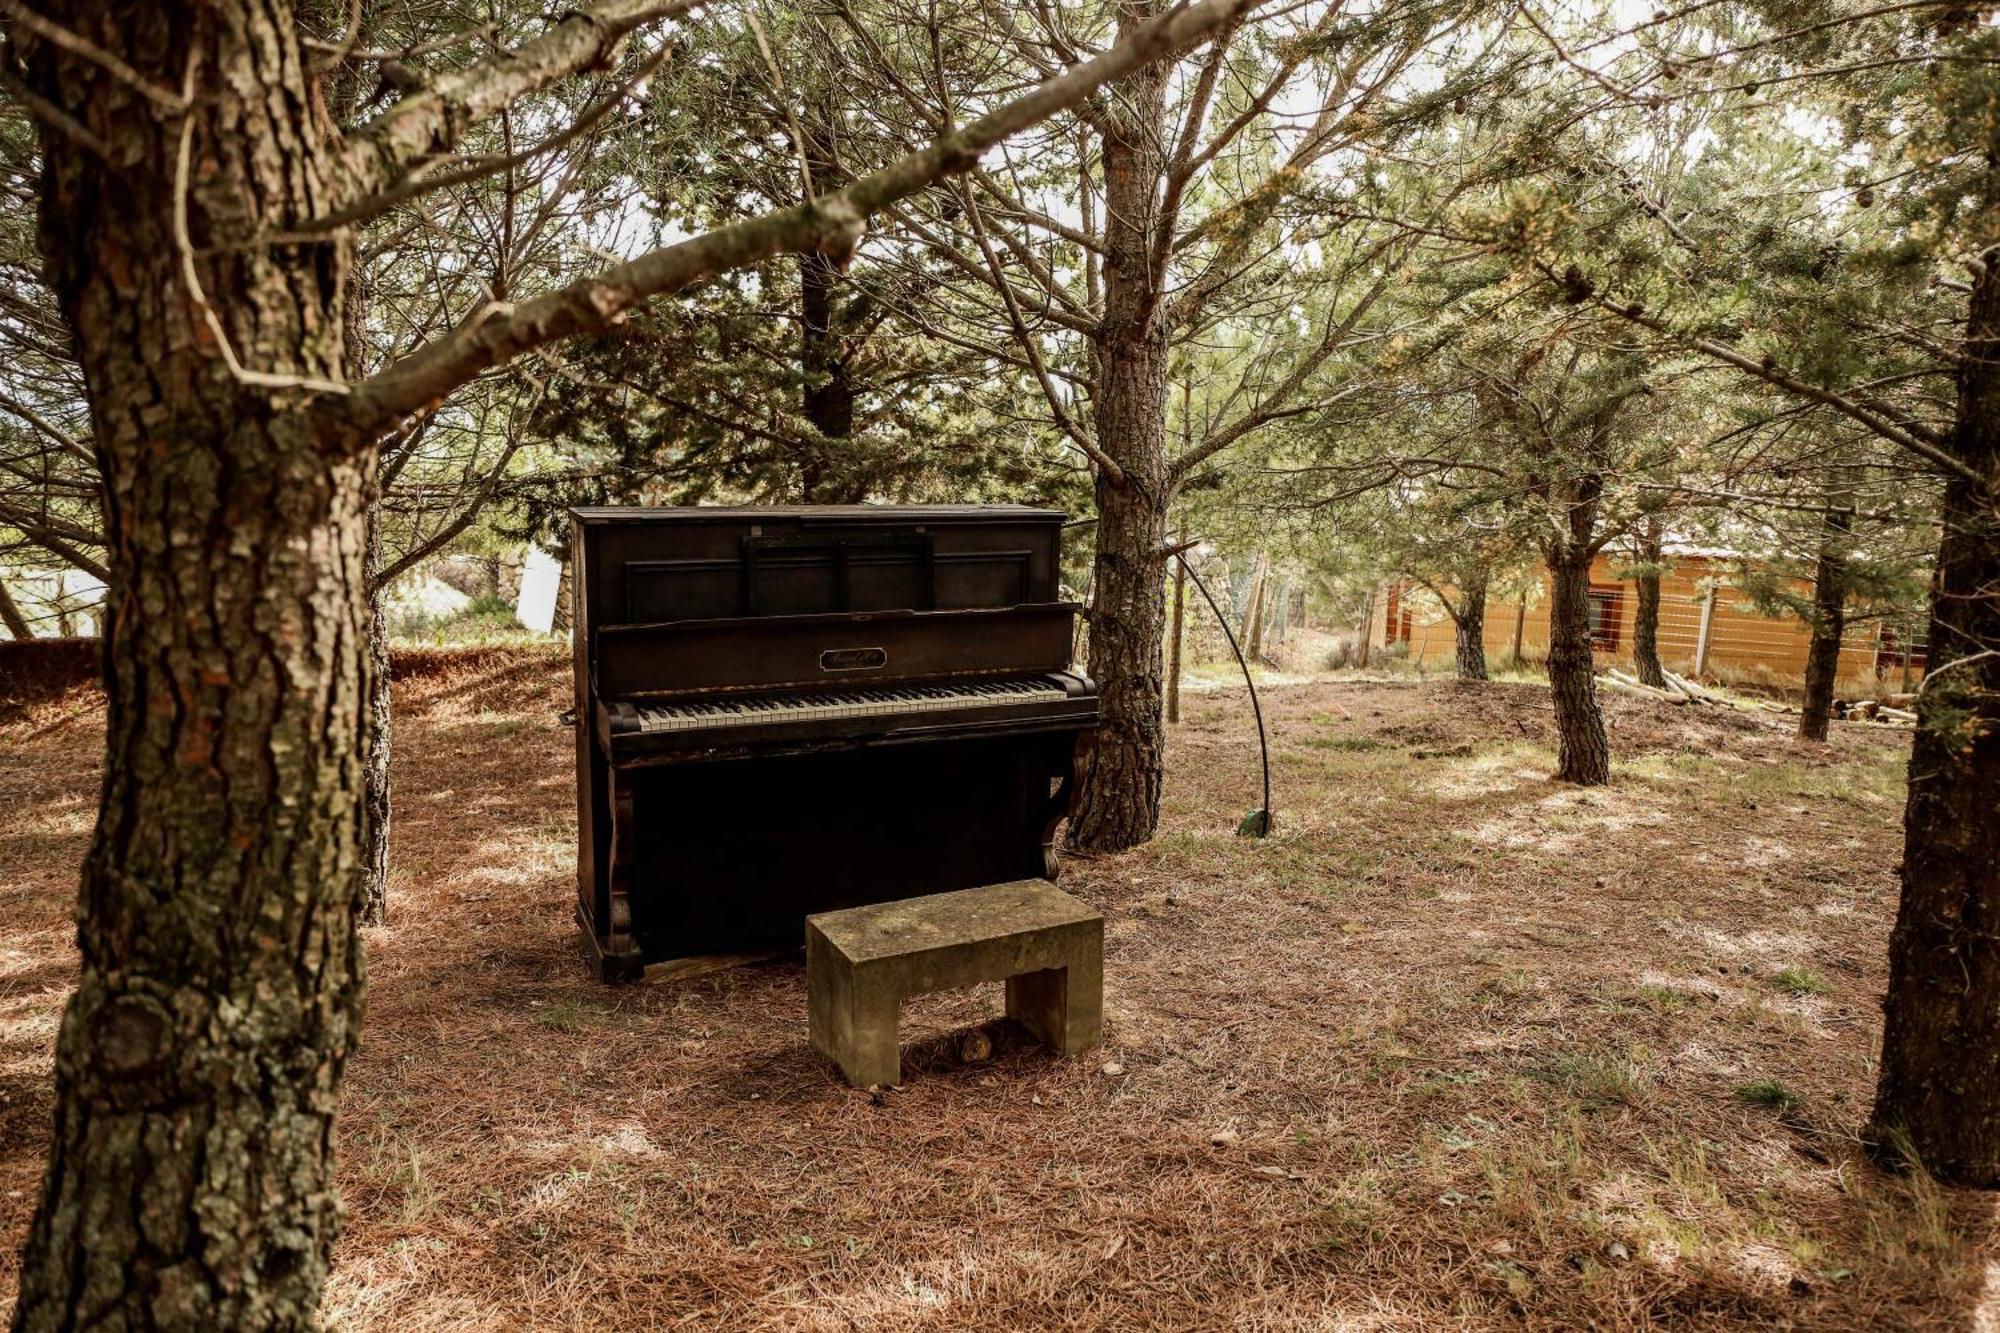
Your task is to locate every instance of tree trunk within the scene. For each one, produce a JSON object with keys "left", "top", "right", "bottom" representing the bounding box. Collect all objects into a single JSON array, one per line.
[
  {"left": 352, "top": 199, "right": 390, "bottom": 928},
  {"left": 1167, "top": 536, "right": 1186, "bottom": 724},
  {"left": 551, "top": 542, "right": 574, "bottom": 637},
  {"left": 1798, "top": 506, "right": 1851, "bottom": 743},
  {"left": 1067, "top": 24, "right": 1170, "bottom": 854},
  {"left": 1545, "top": 548, "right": 1611, "bottom": 785},
  {"left": 0, "top": 575, "right": 31, "bottom": 639},
  {"left": 1869, "top": 256, "right": 2000, "bottom": 1185},
  {"left": 362, "top": 519, "right": 392, "bottom": 926},
  {"left": 1631, "top": 518, "right": 1667, "bottom": 688},
  {"left": 797, "top": 94, "right": 863, "bottom": 505},
  {"left": 1356, "top": 587, "right": 1375, "bottom": 668},
  {"left": 12, "top": 8, "right": 370, "bottom": 1328},
  {"left": 798, "top": 248, "right": 860, "bottom": 502},
  {"left": 1453, "top": 566, "right": 1490, "bottom": 681}
]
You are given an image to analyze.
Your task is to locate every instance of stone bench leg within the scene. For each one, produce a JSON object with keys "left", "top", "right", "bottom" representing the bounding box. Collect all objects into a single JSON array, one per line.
[
  {"left": 807, "top": 946, "right": 904, "bottom": 1088},
  {"left": 1005, "top": 952, "right": 1101, "bottom": 1056}
]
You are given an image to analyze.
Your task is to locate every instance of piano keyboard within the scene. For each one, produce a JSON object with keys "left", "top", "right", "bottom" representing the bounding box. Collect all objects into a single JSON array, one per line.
[{"left": 632, "top": 678, "right": 1069, "bottom": 733}]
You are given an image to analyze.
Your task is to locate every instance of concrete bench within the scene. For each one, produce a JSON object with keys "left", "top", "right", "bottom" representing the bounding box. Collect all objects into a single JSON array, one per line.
[{"left": 806, "top": 880, "right": 1103, "bottom": 1088}]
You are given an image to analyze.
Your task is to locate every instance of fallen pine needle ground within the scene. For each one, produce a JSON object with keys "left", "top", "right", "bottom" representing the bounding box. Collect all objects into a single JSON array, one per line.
[{"left": 1, "top": 647, "right": 1992, "bottom": 1330}]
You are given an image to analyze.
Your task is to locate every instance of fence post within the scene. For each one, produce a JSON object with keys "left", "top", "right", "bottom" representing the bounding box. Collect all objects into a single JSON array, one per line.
[{"left": 1693, "top": 587, "right": 1717, "bottom": 677}]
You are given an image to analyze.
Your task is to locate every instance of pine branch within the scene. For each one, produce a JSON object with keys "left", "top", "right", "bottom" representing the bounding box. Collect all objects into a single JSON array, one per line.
[
  {"left": 332, "top": 0, "right": 705, "bottom": 203},
  {"left": 334, "top": 0, "right": 1257, "bottom": 440}
]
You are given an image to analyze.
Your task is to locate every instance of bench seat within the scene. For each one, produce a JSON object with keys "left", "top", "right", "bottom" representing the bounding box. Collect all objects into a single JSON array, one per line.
[{"left": 806, "top": 880, "right": 1103, "bottom": 1087}]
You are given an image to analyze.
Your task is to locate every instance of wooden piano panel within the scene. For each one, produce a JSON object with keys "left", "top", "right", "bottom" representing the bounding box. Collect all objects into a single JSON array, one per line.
[
  {"left": 578, "top": 505, "right": 1064, "bottom": 629},
  {"left": 844, "top": 553, "right": 932, "bottom": 612},
  {"left": 935, "top": 550, "right": 1032, "bottom": 607},
  {"left": 594, "top": 604, "right": 1077, "bottom": 698},
  {"left": 747, "top": 535, "right": 932, "bottom": 614},
  {"left": 624, "top": 559, "right": 739, "bottom": 622},
  {"left": 570, "top": 504, "right": 1085, "bottom": 980},
  {"left": 625, "top": 731, "right": 1076, "bottom": 958}
]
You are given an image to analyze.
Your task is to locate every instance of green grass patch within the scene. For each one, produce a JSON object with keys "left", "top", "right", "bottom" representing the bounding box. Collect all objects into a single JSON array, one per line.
[
  {"left": 1625, "top": 745, "right": 1906, "bottom": 809},
  {"left": 1534, "top": 1053, "right": 1645, "bottom": 1113},
  {"left": 1735, "top": 1079, "right": 1800, "bottom": 1110},
  {"left": 1304, "top": 735, "right": 1388, "bottom": 752},
  {"left": 1773, "top": 966, "right": 1831, "bottom": 997},
  {"left": 1635, "top": 984, "right": 1697, "bottom": 1014}
]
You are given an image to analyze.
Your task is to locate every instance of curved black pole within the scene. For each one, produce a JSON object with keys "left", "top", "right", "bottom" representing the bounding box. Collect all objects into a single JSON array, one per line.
[{"left": 1173, "top": 548, "right": 1272, "bottom": 837}]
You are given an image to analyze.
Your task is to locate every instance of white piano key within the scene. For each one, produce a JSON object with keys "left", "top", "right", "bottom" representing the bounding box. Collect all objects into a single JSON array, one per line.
[{"left": 632, "top": 677, "right": 1068, "bottom": 733}]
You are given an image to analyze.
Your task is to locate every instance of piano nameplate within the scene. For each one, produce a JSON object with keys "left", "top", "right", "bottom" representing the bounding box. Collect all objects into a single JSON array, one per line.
[{"left": 820, "top": 647, "right": 888, "bottom": 672}]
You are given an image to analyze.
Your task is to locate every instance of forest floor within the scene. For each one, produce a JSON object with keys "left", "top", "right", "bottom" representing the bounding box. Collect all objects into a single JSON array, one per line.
[{"left": 1, "top": 648, "right": 1990, "bottom": 1330}]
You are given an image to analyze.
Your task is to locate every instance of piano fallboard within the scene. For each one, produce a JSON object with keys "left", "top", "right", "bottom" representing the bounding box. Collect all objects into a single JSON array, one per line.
[{"left": 593, "top": 602, "right": 1077, "bottom": 699}]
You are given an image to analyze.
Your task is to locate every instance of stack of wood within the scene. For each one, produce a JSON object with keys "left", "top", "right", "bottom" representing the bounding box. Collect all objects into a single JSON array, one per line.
[
  {"left": 1599, "top": 666, "right": 1921, "bottom": 727},
  {"left": 1599, "top": 667, "right": 1742, "bottom": 709},
  {"left": 1835, "top": 694, "right": 1918, "bottom": 725}
]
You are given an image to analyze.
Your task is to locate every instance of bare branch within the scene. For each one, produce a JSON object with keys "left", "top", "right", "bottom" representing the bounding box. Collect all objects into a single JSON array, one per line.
[
  {"left": 1553, "top": 266, "right": 1978, "bottom": 489},
  {"left": 0, "top": 0, "right": 185, "bottom": 110},
  {"left": 961, "top": 187, "right": 1123, "bottom": 481},
  {"left": 0, "top": 59, "right": 109, "bottom": 157},
  {"left": 372, "top": 437, "right": 527, "bottom": 589},
  {"left": 0, "top": 390, "right": 89, "bottom": 464},
  {"left": 173, "top": 51, "right": 350, "bottom": 397},
  {"left": 286, "top": 41, "right": 671, "bottom": 237},
  {"left": 332, "top": 0, "right": 705, "bottom": 203}
]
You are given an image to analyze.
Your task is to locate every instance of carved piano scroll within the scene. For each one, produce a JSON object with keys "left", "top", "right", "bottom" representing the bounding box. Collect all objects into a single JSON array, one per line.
[
  {"left": 606, "top": 767, "right": 640, "bottom": 963},
  {"left": 1041, "top": 769, "right": 1076, "bottom": 880}
]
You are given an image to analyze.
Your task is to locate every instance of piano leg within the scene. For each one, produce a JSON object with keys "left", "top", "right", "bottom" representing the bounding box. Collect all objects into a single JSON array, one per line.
[
  {"left": 591, "top": 766, "right": 646, "bottom": 982},
  {"left": 1039, "top": 765, "right": 1076, "bottom": 881}
]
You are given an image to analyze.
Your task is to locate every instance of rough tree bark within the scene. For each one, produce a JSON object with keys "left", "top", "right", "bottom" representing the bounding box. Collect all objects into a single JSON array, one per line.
[
  {"left": 1630, "top": 517, "right": 1667, "bottom": 689},
  {"left": 1869, "top": 256, "right": 2000, "bottom": 1183},
  {"left": 5, "top": 0, "right": 1261, "bottom": 1322},
  {"left": 1066, "top": 23, "right": 1171, "bottom": 853},
  {"left": 363, "top": 519, "right": 393, "bottom": 926},
  {"left": 799, "top": 247, "right": 860, "bottom": 502},
  {"left": 1797, "top": 503, "right": 1852, "bottom": 743},
  {"left": 796, "top": 95, "right": 864, "bottom": 504},
  {"left": 10, "top": 5, "right": 371, "bottom": 1326},
  {"left": 350, "top": 200, "right": 391, "bottom": 929},
  {"left": 1451, "top": 566, "right": 1490, "bottom": 681},
  {"left": 1166, "top": 533, "right": 1187, "bottom": 724},
  {"left": 0, "top": 576, "right": 31, "bottom": 639},
  {"left": 1545, "top": 548, "right": 1611, "bottom": 784}
]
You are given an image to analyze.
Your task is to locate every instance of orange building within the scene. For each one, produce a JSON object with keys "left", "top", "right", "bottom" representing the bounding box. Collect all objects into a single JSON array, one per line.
[{"left": 1370, "top": 552, "right": 1926, "bottom": 688}]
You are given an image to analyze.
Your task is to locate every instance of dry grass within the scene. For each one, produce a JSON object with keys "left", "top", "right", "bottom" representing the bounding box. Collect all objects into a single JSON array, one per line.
[{"left": 2, "top": 649, "right": 1995, "bottom": 1329}]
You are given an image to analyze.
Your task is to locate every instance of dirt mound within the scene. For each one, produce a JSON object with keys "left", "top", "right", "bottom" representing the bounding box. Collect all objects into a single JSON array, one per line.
[{"left": 0, "top": 637, "right": 98, "bottom": 723}]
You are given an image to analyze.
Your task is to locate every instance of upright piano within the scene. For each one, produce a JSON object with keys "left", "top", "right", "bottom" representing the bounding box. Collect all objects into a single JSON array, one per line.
[{"left": 571, "top": 505, "right": 1098, "bottom": 980}]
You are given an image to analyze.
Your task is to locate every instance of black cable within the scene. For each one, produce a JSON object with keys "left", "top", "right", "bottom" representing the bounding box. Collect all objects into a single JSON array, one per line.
[{"left": 1173, "top": 549, "right": 1272, "bottom": 837}]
